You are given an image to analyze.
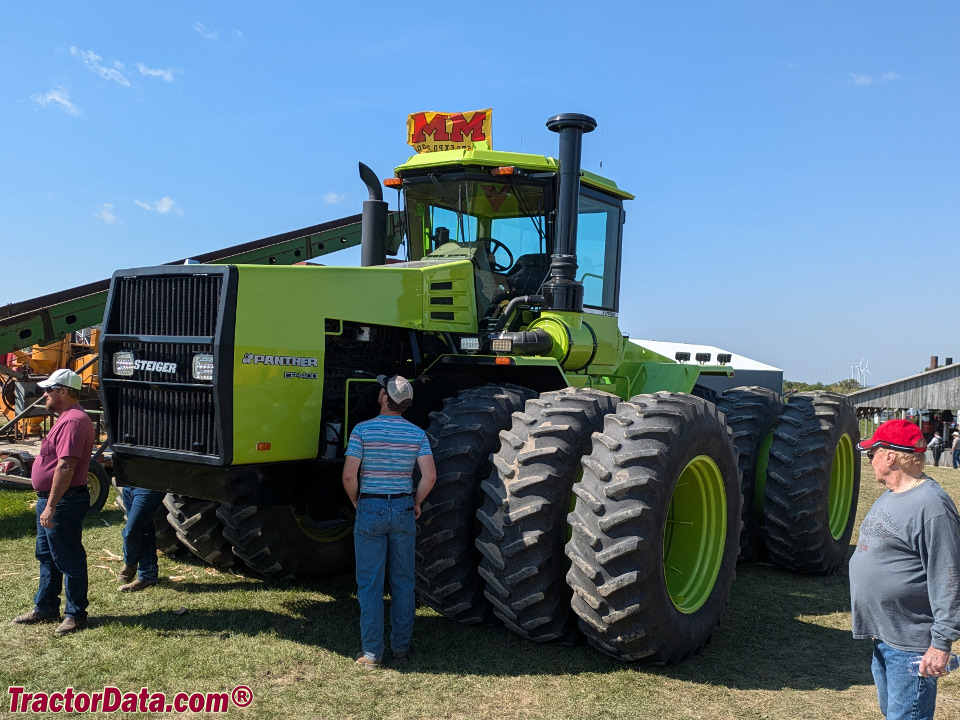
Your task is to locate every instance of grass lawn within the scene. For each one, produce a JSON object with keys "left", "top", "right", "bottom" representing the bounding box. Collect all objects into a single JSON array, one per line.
[{"left": 3, "top": 460, "right": 960, "bottom": 719}]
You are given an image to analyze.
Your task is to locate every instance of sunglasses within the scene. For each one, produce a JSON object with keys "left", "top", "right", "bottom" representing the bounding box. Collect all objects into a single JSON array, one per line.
[
  {"left": 44, "top": 385, "right": 62, "bottom": 393},
  {"left": 866, "top": 446, "right": 888, "bottom": 461}
]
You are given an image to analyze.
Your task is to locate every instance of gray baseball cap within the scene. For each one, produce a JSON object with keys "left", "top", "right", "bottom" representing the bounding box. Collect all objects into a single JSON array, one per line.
[{"left": 377, "top": 374, "right": 413, "bottom": 404}]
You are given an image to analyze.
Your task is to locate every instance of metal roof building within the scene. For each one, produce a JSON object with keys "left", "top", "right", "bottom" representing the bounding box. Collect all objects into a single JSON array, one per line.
[{"left": 847, "top": 362, "right": 960, "bottom": 414}]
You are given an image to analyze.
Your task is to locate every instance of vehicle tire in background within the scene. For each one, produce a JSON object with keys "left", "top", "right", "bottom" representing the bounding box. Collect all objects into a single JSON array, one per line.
[
  {"left": 476, "top": 387, "right": 619, "bottom": 642},
  {"left": 764, "top": 391, "right": 860, "bottom": 575},
  {"left": 417, "top": 383, "right": 536, "bottom": 624},
  {"left": 86, "top": 460, "right": 111, "bottom": 515},
  {"left": 715, "top": 386, "right": 782, "bottom": 562},
  {"left": 218, "top": 503, "right": 354, "bottom": 580},
  {"left": 165, "top": 495, "right": 237, "bottom": 569},
  {"left": 566, "top": 392, "right": 741, "bottom": 663}
]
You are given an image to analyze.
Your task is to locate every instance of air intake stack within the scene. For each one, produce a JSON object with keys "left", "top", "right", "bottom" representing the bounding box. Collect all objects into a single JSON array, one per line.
[{"left": 542, "top": 113, "right": 597, "bottom": 313}]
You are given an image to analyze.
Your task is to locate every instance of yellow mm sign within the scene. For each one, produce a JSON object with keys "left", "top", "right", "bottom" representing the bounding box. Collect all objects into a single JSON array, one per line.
[{"left": 406, "top": 109, "right": 492, "bottom": 153}]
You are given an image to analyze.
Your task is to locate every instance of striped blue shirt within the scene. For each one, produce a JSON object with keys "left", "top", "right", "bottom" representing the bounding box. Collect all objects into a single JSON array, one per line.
[{"left": 345, "top": 415, "right": 432, "bottom": 494}]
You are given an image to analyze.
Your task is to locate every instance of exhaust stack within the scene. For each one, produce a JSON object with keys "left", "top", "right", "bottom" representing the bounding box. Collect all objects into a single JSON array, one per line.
[
  {"left": 542, "top": 113, "right": 597, "bottom": 313},
  {"left": 359, "top": 162, "right": 387, "bottom": 267}
]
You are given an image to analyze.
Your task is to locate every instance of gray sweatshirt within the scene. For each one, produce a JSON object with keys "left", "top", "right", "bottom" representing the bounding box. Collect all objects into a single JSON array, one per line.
[{"left": 849, "top": 478, "right": 960, "bottom": 652}]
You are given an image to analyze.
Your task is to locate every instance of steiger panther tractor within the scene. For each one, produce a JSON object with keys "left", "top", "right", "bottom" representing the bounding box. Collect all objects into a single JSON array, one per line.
[{"left": 98, "top": 111, "right": 860, "bottom": 663}]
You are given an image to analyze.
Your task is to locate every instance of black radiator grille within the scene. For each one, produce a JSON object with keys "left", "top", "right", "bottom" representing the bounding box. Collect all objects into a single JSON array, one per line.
[
  {"left": 113, "top": 274, "right": 222, "bottom": 336},
  {"left": 117, "top": 387, "right": 218, "bottom": 456},
  {"left": 113, "top": 342, "right": 214, "bottom": 385}
]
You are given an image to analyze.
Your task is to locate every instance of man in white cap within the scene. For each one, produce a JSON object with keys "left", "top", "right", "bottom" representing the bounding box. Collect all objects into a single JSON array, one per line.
[
  {"left": 11, "top": 369, "right": 95, "bottom": 635},
  {"left": 342, "top": 375, "right": 436, "bottom": 669},
  {"left": 953, "top": 432, "right": 960, "bottom": 470}
]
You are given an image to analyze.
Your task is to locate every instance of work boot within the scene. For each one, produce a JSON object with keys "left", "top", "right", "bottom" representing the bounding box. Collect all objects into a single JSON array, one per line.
[
  {"left": 354, "top": 652, "right": 380, "bottom": 670},
  {"left": 117, "top": 564, "right": 137, "bottom": 584},
  {"left": 11, "top": 609, "right": 59, "bottom": 625},
  {"left": 55, "top": 617, "right": 87, "bottom": 635},
  {"left": 119, "top": 578, "right": 158, "bottom": 593}
]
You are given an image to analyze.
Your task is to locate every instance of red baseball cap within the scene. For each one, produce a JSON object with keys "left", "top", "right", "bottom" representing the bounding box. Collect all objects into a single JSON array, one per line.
[{"left": 857, "top": 419, "right": 927, "bottom": 453}]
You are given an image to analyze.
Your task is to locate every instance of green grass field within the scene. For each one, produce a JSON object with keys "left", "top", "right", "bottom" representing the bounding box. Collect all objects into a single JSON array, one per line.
[{"left": 3, "top": 460, "right": 960, "bottom": 719}]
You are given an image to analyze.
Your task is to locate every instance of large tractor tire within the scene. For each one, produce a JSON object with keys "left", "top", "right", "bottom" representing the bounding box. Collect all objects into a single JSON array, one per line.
[
  {"left": 217, "top": 504, "right": 354, "bottom": 581},
  {"left": 416, "top": 383, "right": 536, "bottom": 624},
  {"left": 565, "top": 392, "right": 742, "bottom": 663},
  {"left": 112, "top": 480, "right": 188, "bottom": 557},
  {"left": 475, "top": 387, "right": 620, "bottom": 642},
  {"left": 165, "top": 495, "right": 237, "bottom": 569},
  {"left": 715, "top": 386, "right": 782, "bottom": 562},
  {"left": 764, "top": 391, "right": 860, "bottom": 575}
]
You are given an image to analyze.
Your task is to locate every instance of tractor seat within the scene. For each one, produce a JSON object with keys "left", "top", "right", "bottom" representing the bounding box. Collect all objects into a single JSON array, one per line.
[{"left": 505, "top": 253, "right": 550, "bottom": 296}]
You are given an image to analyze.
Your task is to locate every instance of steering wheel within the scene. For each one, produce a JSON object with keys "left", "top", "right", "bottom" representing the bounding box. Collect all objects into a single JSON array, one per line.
[{"left": 477, "top": 237, "right": 514, "bottom": 272}]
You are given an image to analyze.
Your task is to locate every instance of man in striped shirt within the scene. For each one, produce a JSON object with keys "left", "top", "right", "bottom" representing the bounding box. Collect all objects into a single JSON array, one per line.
[{"left": 343, "top": 374, "right": 436, "bottom": 669}]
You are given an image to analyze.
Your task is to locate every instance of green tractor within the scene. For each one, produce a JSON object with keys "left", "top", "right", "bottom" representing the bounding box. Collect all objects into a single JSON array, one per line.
[{"left": 98, "top": 113, "right": 859, "bottom": 662}]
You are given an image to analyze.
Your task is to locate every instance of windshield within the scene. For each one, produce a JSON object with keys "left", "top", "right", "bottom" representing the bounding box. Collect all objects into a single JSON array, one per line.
[
  {"left": 402, "top": 174, "right": 623, "bottom": 319},
  {"left": 404, "top": 176, "right": 553, "bottom": 316}
]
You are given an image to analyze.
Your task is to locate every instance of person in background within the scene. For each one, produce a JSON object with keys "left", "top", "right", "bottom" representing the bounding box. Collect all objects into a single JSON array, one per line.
[
  {"left": 850, "top": 419, "right": 960, "bottom": 720},
  {"left": 953, "top": 432, "right": 960, "bottom": 470},
  {"left": 117, "top": 484, "right": 166, "bottom": 592},
  {"left": 10, "top": 369, "right": 95, "bottom": 635},
  {"left": 342, "top": 375, "right": 436, "bottom": 670},
  {"left": 928, "top": 432, "right": 943, "bottom": 468}
]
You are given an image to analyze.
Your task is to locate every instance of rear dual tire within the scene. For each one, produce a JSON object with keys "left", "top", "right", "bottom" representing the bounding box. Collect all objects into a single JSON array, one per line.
[{"left": 764, "top": 391, "right": 860, "bottom": 575}]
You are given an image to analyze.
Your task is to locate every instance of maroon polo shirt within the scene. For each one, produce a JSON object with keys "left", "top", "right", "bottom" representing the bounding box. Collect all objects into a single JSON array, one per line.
[{"left": 30, "top": 406, "right": 95, "bottom": 492}]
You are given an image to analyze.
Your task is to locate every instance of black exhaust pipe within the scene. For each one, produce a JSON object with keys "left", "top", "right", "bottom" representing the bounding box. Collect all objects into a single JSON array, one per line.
[
  {"left": 359, "top": 162, "right": 387, "bottom": 267},
  {"left": 542, "top": 113, "right": 597, "bottom": 313}
]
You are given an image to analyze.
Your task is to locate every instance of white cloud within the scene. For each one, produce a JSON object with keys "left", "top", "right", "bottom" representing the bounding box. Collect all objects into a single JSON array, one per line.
[
  {"left": 136, "top": 63, "right": 177, "bottom": 82},
  {"left": 135, "top": 196, "right": 183, "bottom": 215},
  {"left": 96, "top": 203, "right": 119, "bottom": 224},
  {"left": 324, "top": 192, "right": 348, "bottom": 205},
  {"left": 195, "top": 22, "right": 219, "bottom": 40},
  {"left": 32, "top": 86, "right": 81, "bottom": 115},
  {"left": 234, "top": 30, "right": 244, "bottom": 39},
  {"left": 70, "top": 46, "right": 132, "bottom": 87},
  {"left": 850, "top": 71, "right": 900, "bottom": 87}
]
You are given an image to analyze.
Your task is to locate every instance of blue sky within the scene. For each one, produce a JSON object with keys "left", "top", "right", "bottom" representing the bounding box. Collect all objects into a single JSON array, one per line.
[{"left": 2, "top": 2, "right": 957, "bottom": 385}]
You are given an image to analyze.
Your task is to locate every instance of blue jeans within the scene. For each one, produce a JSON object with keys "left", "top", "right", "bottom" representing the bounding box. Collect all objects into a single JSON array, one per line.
[
  {"left": 121, "top": 487, "right": 166, "bottom": 582},
  {"left": 354, "top": 496, "right": 416, "bottom": 661},
  {"left": 953, "top": 448, "right": 959, "bottom": 470},
  {"left": 34, "top": 489, "right": 90, "bottom": 620},
  {"left": 872, "top": 640, "right": 938, "bottom": 720}
]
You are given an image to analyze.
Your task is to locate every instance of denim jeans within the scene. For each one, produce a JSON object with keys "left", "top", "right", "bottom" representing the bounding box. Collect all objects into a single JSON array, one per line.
[
  {"left": 354, "top": 496, "right": 416, "bottom": 661},
  {"left": 34, "top": 489, "right": 90, "bottom": 620},
  {"left": 121, "top": 487, "right": 166, "bottom": 582},
  {"left": 953, "top": 448, "right": 960, "bottom": 470},
  {"left": 872, "top": 640, "right": 938, "bottom": 720}
]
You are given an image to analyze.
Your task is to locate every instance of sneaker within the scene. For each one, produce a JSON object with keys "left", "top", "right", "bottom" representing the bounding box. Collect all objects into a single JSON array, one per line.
[
  {"left": 55, "top": 617, "right": 87, "bottom": 635},
  {"left": 119, "top": 578, "right": 158, "bottom": 593},
  {"left": 11, "top": 609, "right": 59, "bottom": 625},
  {"left": 117, "top": 564, "right": 137, "bottom": 584},
  {"left": 354, "top": 652, "right": 380, "bottom": 670}
]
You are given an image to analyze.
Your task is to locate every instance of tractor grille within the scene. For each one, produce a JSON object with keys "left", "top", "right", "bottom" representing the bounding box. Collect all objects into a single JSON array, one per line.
[
  {"left": 103, "top": 268, "right": 233, "bottom": 463},
  {"left": 111, "top": 274, "right": 222, "bottom": 336},
  {"left": 117, "top": 387, "right": 219, "bottom": 456}
]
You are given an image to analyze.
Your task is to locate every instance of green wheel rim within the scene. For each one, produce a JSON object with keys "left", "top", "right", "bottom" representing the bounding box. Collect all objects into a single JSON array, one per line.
[
  {"left": 753, "top": 430, "right": 774, "bottom": 523},
  {"left": 663, "top": 455, "right": 727, "bottom": 614},
  {"left": 292, "top": 506, "right": 355, "bottom": 544},
  {"left": 828, "top": 433, "right": 855, "bottom": 540}
]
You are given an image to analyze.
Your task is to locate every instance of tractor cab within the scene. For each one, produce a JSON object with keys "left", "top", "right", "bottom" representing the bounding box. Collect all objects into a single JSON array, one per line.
[{"left": 391, "top": 154, "right": 632, "bottom": 331}]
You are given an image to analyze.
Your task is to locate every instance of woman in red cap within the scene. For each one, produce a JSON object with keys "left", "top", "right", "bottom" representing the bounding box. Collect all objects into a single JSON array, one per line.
[{"left": 849, "top": 419, "right": 960, "bottom": 720}]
